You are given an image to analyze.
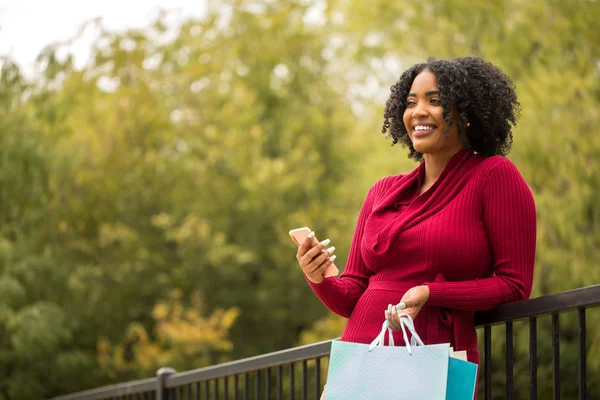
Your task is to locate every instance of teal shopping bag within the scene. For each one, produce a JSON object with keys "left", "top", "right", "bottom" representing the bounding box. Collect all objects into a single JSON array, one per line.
[
  {"left": 326, "top": 316, "right": 450, "bottom": 400},
  {"left": 446, "top": 357, "right": 478, "bottom": 400}
]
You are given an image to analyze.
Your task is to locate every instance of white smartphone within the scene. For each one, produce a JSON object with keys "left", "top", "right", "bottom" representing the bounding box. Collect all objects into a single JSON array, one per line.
[{"left": 289, "top": 227, "right": 339, "bottom": 277}]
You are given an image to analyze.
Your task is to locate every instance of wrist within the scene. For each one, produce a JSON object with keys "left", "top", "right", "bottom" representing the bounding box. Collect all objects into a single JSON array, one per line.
[{"left": 305, "top": 272, "right": 325, "bottom": 285}]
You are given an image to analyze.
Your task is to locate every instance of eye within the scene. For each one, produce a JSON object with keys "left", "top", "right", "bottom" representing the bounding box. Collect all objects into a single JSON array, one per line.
[
  {"left": 430, "top": 98, "right": 442, "bottom": 105},
  {"left": 406, "top": 99, "right": 417, "bottom": 107}
]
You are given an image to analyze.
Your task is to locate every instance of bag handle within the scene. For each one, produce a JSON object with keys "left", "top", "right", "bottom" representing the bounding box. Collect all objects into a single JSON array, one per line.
[
  {"left": 368, "top": 320, "right": 395, "bottom": 351},
  {"left": 399, "top": 314, "right": 425, "bottom": 352},
  {"left": 368, "top": 314, "right": 425, "bottom": 355}
]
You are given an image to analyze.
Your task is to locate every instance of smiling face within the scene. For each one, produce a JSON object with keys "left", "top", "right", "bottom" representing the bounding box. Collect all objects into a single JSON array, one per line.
[{"left": 402, "top": 70, "right": 464, "bottom": 157}]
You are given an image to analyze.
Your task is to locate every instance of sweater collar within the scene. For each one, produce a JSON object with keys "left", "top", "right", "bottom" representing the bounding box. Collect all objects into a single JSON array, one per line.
[
  {"left": 392, "top": 147, "right": 472, "bottom": 206},
  {"left": 417, "top": 147, "right": 473, "bottom": 193},
  {"left": 368, "top": 146, "right": 479, "bottom": 256}
]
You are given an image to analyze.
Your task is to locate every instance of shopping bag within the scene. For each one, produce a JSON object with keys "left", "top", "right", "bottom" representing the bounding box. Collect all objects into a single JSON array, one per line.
[
  {"left": 446, "top": 356, "right": 478, "bottom": 400},
  {"left": 326, "top": 315, "right": 450, "bottom": 400}
]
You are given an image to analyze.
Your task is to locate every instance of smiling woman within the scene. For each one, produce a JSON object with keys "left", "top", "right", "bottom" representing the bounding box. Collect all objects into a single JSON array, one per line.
[
  {"left": 384, "top": 57, "right": 519, "bottom": 161},
  {"left": 402, "top": 71, "right": 464, "bottom": 174},
  {"left": 296, "top": 57, "right": 536, "bottom": 399}
]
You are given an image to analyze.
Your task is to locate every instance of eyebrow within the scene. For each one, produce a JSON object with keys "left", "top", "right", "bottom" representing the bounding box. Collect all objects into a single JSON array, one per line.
[{"left": 407, "top": 90, "right": 441, "bottom": 97}]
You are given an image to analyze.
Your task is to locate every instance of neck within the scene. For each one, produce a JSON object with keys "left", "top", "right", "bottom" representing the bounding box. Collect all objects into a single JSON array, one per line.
[{"left": 421, "top": 147, "right": 465, "bottom": 190}]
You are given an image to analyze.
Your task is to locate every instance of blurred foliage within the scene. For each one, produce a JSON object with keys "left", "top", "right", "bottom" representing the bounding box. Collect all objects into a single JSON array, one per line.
[
  {"left": 0, "top": 0, "right": 598, "bottom": 398},
  {"left": 98, "top": 289, "right": 239, "bottom": 379}
]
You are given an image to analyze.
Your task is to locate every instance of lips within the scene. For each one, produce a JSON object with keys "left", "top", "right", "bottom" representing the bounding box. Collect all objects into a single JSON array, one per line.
[{"left": 412, "top": 122, "right": 437, "bottom": 137}]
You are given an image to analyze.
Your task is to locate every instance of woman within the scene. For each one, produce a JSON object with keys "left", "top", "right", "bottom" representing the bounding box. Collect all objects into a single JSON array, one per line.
[{"left": 296, "top": 57, "right": 536, "bottom": 395}]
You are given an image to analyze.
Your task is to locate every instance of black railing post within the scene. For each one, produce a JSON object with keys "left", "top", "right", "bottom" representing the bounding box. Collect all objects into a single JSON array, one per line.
[
  {"left": 484, "top": 326, "right": 492, "bottom": 400},
  {"left": 530, "top": 317, "right": 538, "bottom": 400},
  {"left": 156, "top": 367, "right": 177, "bottom": 400},
  {"left": 578, "top": 308, "right": 586, "bottom": 400}
]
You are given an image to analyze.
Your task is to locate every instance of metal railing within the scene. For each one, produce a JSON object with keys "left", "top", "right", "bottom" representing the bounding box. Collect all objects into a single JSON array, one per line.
[{"left": 52, "top": 284, "right": 600, "bottom": 400}]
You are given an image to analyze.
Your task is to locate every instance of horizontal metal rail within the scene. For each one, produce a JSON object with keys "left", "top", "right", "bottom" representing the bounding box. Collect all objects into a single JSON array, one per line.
[
  {"left": 474, "top": 283, "right": 600, "bottom": 326},
  {"left": 166, "top": 340, "right": 332, "bottom": 388},
  {"left": 51, "top": 377, "right": 156, "bottom": 400}
]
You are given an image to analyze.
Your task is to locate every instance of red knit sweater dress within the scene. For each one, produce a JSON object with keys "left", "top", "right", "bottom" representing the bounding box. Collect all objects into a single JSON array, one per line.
[{"left": 307, "top": 148, "right": 536, "bottom": 364}]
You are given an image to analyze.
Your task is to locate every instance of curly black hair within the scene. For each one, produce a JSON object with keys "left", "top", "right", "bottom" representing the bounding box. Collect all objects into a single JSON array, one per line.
[{"left": 382, "top": 57, "right": 520, "bottom": 161}]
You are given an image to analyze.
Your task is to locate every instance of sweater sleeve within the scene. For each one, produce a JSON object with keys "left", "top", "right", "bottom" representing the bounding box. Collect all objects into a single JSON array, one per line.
[
  {"left": 425, "top": 159, "right": 536, "bottom": 311},
  {"left": 305, "top": 182, "right": 380, "bottom": 317}
]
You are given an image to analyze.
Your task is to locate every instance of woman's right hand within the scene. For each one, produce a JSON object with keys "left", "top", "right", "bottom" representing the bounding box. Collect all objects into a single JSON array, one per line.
[{"left": 296, "top": 231, "right": 336, "bottom": 284}]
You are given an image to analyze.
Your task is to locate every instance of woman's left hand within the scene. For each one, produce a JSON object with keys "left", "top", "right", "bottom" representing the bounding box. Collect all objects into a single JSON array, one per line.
[{"left": 385, "top": 285, "right": 430, "bottom": 331}]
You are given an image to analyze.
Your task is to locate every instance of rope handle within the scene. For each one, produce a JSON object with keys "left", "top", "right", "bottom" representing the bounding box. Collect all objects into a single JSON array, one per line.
[{"left": 369, "top": 314, "right": 425, "bottom": 354}]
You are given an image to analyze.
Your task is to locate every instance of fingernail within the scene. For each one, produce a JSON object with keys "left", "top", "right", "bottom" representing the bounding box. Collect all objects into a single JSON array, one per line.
[
  {"left": 325, "top": 246, "right": 336, "bottom": 254},
  {"left": 329, "top": 255, "right": 337, "bottom": 262},
  {"left": 307, "top": 231, "right": 315, "bottom": 239},
  {"left": 397, "top": 302, "right": 407, "bottom": 310},
  {"left": 387, "top": 304, "right": 392, "bottom": 314},
  {"left": 320, "top": 238, "right": 331, "bottom": 247}
]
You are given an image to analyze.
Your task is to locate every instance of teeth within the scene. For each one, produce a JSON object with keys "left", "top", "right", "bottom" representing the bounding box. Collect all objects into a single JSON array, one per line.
[{"left": 414, "top": 125, "right": 435, "bottom": 131}]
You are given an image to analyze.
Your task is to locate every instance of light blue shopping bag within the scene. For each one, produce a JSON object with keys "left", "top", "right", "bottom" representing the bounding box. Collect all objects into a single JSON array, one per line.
[
  {"left": 326, "top": 316, "right": 450, "bottom": 400},
  {"left": 446, "top": 356, "right": 478, "bottom": 400}
]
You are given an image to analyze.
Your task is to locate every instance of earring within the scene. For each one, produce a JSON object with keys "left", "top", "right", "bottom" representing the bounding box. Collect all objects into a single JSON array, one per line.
[{"left": 465, "top": 122, "right": 471, "bottom": 127}]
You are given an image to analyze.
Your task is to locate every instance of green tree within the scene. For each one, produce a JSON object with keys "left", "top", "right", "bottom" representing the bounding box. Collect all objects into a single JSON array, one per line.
[{"left": 2, "top": 1, "right": 362, "bottom": 397}]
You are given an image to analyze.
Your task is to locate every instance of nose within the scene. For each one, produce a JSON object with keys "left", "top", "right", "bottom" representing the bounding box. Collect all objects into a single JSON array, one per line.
[{"left": 411, "top": 102, "right": 428, "bottom": 119}]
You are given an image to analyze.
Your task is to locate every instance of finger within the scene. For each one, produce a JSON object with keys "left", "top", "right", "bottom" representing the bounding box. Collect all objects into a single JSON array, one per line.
[
  {"left": 301, "top": 239, "right": 327, "bottom": 263},
  {"left": 390, "top": 307, "right": 402, "bottom": 330},
  {"left": 385, "top": 310, "right": 398, "bottom": 330},
  {"left": 398, "top": 291, "right": 411, "bottom": 307},
  {"left": 301, "top": 239, "right": 332, "bottom": 265},
  {"left": 306, "top": 250, "right": 329, "bottom": 272},
  {"left": 298, "top": 241, "right": 321, "bottom": 266},
  {"left": 310, "top": 254, "right": 336, "bottom": 274},
  {"left": 304, "top": 257, "right": 334, "bottom": 283},
  {"left": 297, "top": 231, "right": 316, "bottom": 258},
  {"left": 386, "top": 305, "right": 401, "bottom": 331},
  {"left": 389, "top": 317, "right": 401, "bottom": 331},
  {"left": 306, "top": 239, "right": 333, "bottom": 259},
  {"left": 309, "top": 245, "right": 336, "bottom": 267}
]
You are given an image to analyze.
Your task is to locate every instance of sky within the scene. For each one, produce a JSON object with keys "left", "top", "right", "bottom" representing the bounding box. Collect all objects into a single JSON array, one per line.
[{"left": 0, "top": 0, "right": 207, "bottom": 73}]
